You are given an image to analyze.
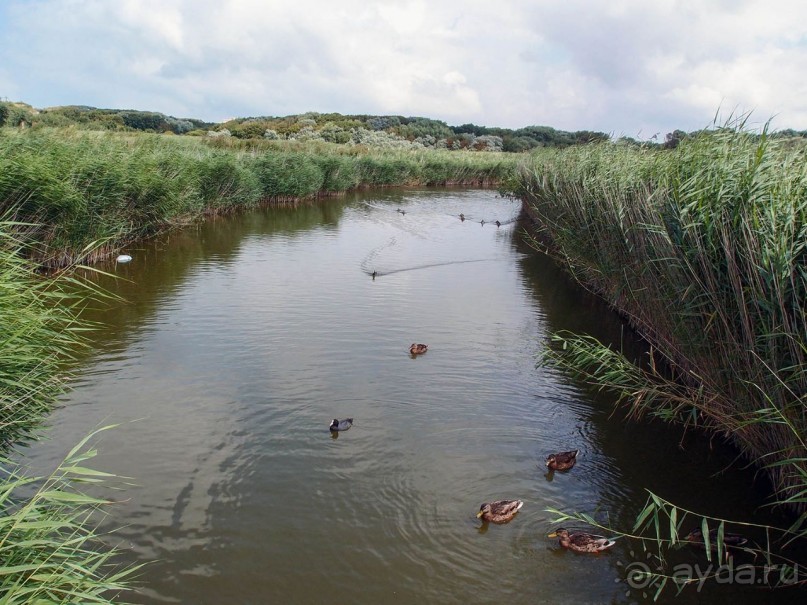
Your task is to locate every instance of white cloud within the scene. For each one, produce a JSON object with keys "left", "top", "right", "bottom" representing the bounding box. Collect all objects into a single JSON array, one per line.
[{"left": 2, "top": 0, "right": 807, "bottom": 135}]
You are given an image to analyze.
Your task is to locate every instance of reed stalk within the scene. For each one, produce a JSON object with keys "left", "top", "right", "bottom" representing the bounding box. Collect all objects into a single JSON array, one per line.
[{"left": 0, "top": 426, "right": 140, "bottom": 604}]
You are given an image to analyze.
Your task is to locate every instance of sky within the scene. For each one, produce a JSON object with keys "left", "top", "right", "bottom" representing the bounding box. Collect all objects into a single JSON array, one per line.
[{"left": 1, "top": 0, "right": 806, "bottom": 138}]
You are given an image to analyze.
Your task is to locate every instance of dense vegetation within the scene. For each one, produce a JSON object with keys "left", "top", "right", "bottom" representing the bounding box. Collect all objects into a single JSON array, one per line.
[
  {"left": 0, "top": 128, "right": 517, "bottom": 266},
  {"left": 0, "top": 100, "right": 611, "bottom": 152},
  {"left": 0, "top": 222, "right": 137, "bottom": 602},
  {"left": 507, "top": 124, "right": 807, "bottom": 592},
  {"left": 3, "top": 97, "right": 807, "bottom": 599}
]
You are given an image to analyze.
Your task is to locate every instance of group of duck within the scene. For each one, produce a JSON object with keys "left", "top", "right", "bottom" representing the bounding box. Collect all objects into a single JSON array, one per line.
[
  {"left": 475, "top": 448, "right": 750, "bottom": 554},
  {"left": 475, "top": 449, "right": 619, "bottom": 553},
  {"left": 458, "top": 213, "right": 501, "bottom": 227},
  {"left": 329, "top": 344, "right": 749, "bottom": 556}
]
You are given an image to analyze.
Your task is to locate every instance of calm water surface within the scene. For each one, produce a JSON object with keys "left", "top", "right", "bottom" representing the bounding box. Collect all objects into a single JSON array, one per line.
[{"left": 20, "top": 189, "right": 797, "bottom": 604}]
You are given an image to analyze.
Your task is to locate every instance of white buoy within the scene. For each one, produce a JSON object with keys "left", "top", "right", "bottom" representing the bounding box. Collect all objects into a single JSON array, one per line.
[{"left": 116, "top": 254, "right": 133, "bottom": 263}]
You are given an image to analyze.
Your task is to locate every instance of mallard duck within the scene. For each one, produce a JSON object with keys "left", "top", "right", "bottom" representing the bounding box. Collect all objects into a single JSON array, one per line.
[
  {"left": 329, "top": 418, "right": 353, "bottom": 431},
  {"left": 409, "top": 343, "right": 428, "bottom": 355},
  {"left": 476, "top": 499, "right": 523, "bottom": 523},
  {"left": 548, "top": 528, "right": 615, "bottom": 553},
  {"left": 685, "top": 527, "right": 748, "bottom": 549},
  {"left": 546, "top": 449, "right": 579, "bottom": 471}
]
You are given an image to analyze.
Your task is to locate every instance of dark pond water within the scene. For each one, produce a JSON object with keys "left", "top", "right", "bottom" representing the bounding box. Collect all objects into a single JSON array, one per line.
[{"left": 18, "top": 189, "right": 800, "bottom": 604}]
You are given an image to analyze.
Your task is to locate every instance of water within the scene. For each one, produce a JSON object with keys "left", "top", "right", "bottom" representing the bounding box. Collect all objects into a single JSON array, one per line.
[{"left": 17, "top": 189, "right": 799, "bottom": 603}]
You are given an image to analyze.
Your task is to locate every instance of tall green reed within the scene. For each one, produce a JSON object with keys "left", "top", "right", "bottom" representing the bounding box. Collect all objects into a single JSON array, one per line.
[
  {"left": 1, "top": 220, "right": 137, "bottom": 603},
  {"left": 513, "top": 125, "right": 806, "bottom": 509},
  {"left": 0, "top": 426, "right": 140, "bottom": 604},
  {"left": 0, "top": 219, "right": 92, "bottom": 443},
  {"left": 511, "top": 124, "right": 807, "bottom": 595},
  {"left": 0, "top": 129, "right": 517, "bottom": 266}
]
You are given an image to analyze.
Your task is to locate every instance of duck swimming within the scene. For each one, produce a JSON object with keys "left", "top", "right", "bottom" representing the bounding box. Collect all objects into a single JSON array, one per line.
[
  {"left": 476, "top": 499, "right": 523, "bottom": 523},
  {"left": 546, "top": 449, "right": 579, "bottom": 471},
  {"left": 409, "top": 343, "right": 428, "bottom": 355},
  {"left": 329, "top": 418, "right": 353, "bottom": 431},
  {"left": 548, "top": 528, "right": 616, "bottom": 553},
  {"left": 685, "top": 527, "right": 748, "bottom": 550}
]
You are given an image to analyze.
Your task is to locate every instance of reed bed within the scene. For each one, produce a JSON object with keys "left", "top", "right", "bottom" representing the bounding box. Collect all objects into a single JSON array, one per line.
[
  {"left": 0, "top": 220, "right": 91, "bottom": 443},
  {"left": 509, "top": 126, "right": 807, "bottom": 515},
  {"left": 0, "top": 129, "right": 516, "bottom": 266},
  {"left": 0, "top": 221, "right": 135, "bottom": 602}
]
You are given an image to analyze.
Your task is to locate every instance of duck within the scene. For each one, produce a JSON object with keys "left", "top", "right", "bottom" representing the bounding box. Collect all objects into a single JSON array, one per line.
[
  {"left": 329, "top": 418, "right": 353, "bottom": 432},
  {"left": 476, "top": 499, "right": 523, "bottom": 523},
  {"left": 685, "top": 527, "right": 748, "bottom": 549},
  {"left": 409, "top": 343, "right": 428, "bottom": 355},
  {"left": 548, "top": 528, "right": 616, "bottom": 553},
  {"left": 546, "top": 449, "right": 579, "bottom": 471}
]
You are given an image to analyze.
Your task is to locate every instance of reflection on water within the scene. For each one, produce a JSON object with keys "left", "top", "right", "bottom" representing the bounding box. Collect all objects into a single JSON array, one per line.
[{"left": 19, "top": 189, "right": 797, "bottom": 604}]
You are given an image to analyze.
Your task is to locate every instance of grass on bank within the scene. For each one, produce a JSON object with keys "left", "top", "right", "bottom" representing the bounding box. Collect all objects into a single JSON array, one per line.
[
  {"left": 1, "top": 219, "right": 136, "bottom": 603},
  {"left": 507, "top": 123, "right": 807, "bottom": 596},
  {"left": 0, "top": 128, "right": 518, "bottom": 266},
  {"left": 0, "top": 219, "right": 91, "bottom": 443}
]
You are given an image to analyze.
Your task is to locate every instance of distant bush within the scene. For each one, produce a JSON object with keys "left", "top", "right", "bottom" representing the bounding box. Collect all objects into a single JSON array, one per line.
[
  {"left": 291, "top": 126, "right": 324, "bottom": 142},
  {"left": 165, "top": 116, "right": 195, "bottom": 134},
  {"left": 473, "top": 135, "right": 504, "bottom": 152},
  {"left": 319, "top": 123, "right": 351, "bottom": 144},
  {"left": 367, "top": 116, "right": 401, "bottom": 131},
  {"left": 5, "top": 105, "right": 34, "bottom": 127},
  {"left": 119, "top": 111, "right": 164, "bottom": 131},
  {"left": 350, "top": 128, "right": 414, "bottom": 149},
  {"left": 229, "top": 120, "right": 267, "bottom": 139}
]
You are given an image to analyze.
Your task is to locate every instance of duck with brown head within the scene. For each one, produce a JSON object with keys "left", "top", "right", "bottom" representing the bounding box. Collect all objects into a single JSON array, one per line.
[
  {"left": 476, "top": 499, "right": 523, "bottom": 524},
  {"left": 546, "top": 449, "right": 579, "bottom": 471},
  {"left": 548, "top": 528, "right": 616, "bottom": 553}
]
